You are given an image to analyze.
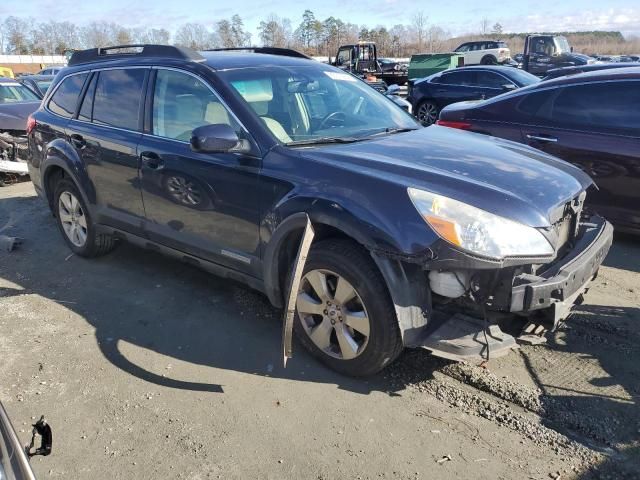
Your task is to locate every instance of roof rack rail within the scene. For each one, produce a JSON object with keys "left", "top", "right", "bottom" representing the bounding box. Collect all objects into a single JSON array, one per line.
[
  {"left": 205, "top": 47, "right": 310, "bottom": 59},
  {"left": 68, "top": 44, "right": 205, "bottom": 66}
]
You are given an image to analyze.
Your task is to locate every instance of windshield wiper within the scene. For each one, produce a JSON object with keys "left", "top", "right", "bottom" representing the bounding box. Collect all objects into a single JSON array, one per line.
[
  {"left": 286, "top": 136, "right": 364, "bottom": 146},
  {"left": 363, "top": 127, "right": 420, "bottom": 138}
]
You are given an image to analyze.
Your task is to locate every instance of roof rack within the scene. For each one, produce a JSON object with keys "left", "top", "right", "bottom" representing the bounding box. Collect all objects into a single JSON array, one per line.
[
  {"left": 205, "top": 47, "right": 310, "bottom": 59},
  {"left": 68, "top": 44, "right": 205, "bottom": 66}
]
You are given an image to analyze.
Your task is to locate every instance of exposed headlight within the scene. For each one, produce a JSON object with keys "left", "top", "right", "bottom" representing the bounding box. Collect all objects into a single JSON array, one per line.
[{"left": 408, "top": 188, "right": 554, "bottom": 259}]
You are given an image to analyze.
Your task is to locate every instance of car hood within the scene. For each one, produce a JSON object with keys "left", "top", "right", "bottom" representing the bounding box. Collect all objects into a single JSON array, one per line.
[
  {"left": 0, "top": 102, "right": 40, "bottom": 131},
  {"left": 298, "top": 126, "right": 592, "bottom": 228}
]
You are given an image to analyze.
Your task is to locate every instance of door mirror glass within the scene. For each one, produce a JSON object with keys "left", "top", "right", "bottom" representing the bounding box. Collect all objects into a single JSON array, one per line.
[
  {"left": 190, "top": 124, "right": 250, "bottom": 154},
  {"left": 502, "top": 83, "right": 517, "bottom": 91}
]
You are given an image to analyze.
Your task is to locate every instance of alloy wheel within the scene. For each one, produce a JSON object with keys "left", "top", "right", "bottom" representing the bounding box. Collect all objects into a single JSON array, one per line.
[
  {"left": 417, "top": 102, "right": 438, "bottom": 126},
  {"left": 296, "top": 269, "right": 370, "bottom": 360},
  {"left": 58, "top": 191, "right": 88, "bottom": 247}
]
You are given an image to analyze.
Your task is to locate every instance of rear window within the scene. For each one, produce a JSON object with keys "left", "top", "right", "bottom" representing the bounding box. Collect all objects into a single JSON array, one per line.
[
  {"left": 92, "top": 69, "right": 146, "bottom": 131},
  {"left": 48, "top": 73, "right": 88, "bottom": 117}
]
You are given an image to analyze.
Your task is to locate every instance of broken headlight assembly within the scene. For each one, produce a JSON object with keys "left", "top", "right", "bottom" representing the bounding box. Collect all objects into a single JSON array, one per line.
[{"left": 408, "top": 187, "right": 554, "bottom": 260}]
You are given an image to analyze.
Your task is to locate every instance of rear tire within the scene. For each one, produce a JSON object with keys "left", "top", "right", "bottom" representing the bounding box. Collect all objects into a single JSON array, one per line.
[
  {"left": 53, "top": 178, "right": 117, "bottom": 258},
  {"left": 293, "top": 239, "right": 403, "bottom": 376},
  {"left": 416, "top": 100, "right": 439, "bottom": 126}
]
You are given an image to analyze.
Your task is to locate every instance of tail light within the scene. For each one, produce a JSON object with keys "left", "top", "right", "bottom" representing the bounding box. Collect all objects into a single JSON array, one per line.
[
  {"left": 436, "top": 120, "right": 472, "bottom": 130},
  {"left": 26, "top": 115, "right": 37, "bottom": 135}
]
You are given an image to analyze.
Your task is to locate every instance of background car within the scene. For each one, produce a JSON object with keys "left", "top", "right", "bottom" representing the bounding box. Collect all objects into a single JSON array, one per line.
[
  {"left": 36, "top": 66, "right": 65, "bottom": 76},
  {"left": 0, "top": 76, "right": 41, "bottom": 182},
  {"left": 18, "top": 74, "right": 56, "bottom": 98},
  {"left": 438, "top": 67, "right": 640, "bottom": 234},
  {"left": 407, "top": 66, "right": 539, "bottom": 125},
  {"left": 453, "top": 40, "right": 511, "bottom": 65},
  {"left": 377, "top": 57, "right": 408, "bottom": 73}
]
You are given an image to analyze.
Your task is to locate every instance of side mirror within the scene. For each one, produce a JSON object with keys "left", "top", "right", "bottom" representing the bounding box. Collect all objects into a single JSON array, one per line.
[
  {"left": 190, "top": 124, "right": 251, "bottom": 154},
  {"left": 570, "top": 46, "right": 574, "bottom": 53},
  {"left": 385, "top": 84, "right": 401, "bottom": 96},
  {"left": 502, "top": 83, "right": 517, "bottom": 91}
]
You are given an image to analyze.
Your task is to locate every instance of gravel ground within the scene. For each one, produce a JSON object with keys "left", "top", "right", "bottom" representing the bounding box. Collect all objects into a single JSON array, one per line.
[{"left": 1, "top": 182, "right": 639, "bottom": 480}]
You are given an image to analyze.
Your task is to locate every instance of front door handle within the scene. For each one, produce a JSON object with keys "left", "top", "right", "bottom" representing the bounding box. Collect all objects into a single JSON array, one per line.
[
  {"left": 526, "top": 134, "right": 558, "bottom": 143},
  {"left": 140, "top": 151, "right": 164, "bottom": 170},
  {"left": 69, "top": 134, "right": 85, "bottom": 149}
]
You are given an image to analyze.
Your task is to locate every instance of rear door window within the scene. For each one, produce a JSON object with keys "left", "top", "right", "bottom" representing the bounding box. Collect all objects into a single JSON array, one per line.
[
  {"left": 92, "top": 69, "right": 147, "bottom": 131},
  {"left": 549, "top": 81, "right": 640, "bottom": 133},
  {"left": 47, "top": 73, "right": 88, "bottom": 117},
  {"left": 439, "top": 71, "right": 476, "bottom": 86}
]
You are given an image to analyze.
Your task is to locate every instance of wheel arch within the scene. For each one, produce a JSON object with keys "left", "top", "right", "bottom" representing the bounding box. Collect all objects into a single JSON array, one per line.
[
  {"left": 481, "top": 54, "right": 498, "bottom": 64},
  {"left": 263, "top": 212, "right": 371, "bottom": 309},
  {"left": 263, "top": 213, "right": 431, "bottom": 347}
]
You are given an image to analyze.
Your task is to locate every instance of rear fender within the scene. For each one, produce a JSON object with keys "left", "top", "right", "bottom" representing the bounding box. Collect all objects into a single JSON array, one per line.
[{"left": 41, "top": 139, "right": 95, "bottom": 211}]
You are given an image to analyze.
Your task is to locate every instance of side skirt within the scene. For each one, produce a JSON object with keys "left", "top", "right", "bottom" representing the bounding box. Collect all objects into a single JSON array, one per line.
[{"left": 95, "top": 225, "right": 266, "bottom": 295}]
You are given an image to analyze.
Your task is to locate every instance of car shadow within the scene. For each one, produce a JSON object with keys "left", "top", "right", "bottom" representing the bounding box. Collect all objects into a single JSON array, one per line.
[
  {"left": 0, "top": 192, "right": 442, "bottom": 398},
  {"left": 519, "top": 302, "right": 640, "bottom": 477},
  {"left": 602, "top": 232, "right": 640, "bottom": 274}
]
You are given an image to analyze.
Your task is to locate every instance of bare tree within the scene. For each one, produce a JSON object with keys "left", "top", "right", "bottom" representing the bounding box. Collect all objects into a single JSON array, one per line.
[
  {"left": 80, "top": 21, "right": 115, "bottom": 48},
  {"left": 412, "top": 11, "right": 427, "bottom": 52},
  {"left": 174, "top": 22, "right": 214, "bottom": 50},
  {"left": 258, "top": 15, "right": 291, "bottom": 48},
  {"left": 480, "top": 18, "right": 490, "bottom": 35},
  {"left": 3, "top": 16, "right": 31, "bottom": 54}
]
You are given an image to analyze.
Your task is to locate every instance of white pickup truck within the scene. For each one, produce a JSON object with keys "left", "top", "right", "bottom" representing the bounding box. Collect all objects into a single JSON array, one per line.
[{"left": 453, "top": 40, "right": 511, "bottom": 65}]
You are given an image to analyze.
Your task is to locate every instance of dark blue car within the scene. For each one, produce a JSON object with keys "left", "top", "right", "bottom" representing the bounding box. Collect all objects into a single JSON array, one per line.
[
  {"left": 26, "top": 45, "right": 612, "bottom": 375},
  {"left": 407, "top": 66, "right": 539, "bottom": 125},
  {"left": 438, "top": 67, "right": 640, "bottom": 234}
]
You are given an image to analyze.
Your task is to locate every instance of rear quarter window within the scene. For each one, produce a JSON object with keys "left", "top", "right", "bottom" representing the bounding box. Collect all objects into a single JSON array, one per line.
[{"left": 47, "top": 73, "right": 88, "bottom": 118}]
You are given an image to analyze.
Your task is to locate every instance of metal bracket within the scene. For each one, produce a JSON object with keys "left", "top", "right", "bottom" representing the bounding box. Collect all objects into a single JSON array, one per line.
[{"left": 281, "top": 216, "right": 315, "bottom": 367}]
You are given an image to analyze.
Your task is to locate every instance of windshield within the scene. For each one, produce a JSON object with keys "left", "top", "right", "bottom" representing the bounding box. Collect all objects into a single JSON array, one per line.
[
  {"left": 0, "top": 82, "right": 40, "bottom": 103},
  {"left": 555, "top": 36, "right": 571, "bottom": 54},
  {"left": 505, "top": 69, "right": 540, "bottom": 86},
  {"left": 217, "top": 64, "right": 418, "bottom": 145}
]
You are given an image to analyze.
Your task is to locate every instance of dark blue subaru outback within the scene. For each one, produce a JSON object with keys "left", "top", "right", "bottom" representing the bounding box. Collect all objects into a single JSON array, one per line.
[{"left": 27, "top": 45, "right": 613, "bottom": 375}]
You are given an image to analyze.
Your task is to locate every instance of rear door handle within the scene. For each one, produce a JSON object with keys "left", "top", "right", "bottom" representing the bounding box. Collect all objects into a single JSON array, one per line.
[
  {"left": 526, "top": 134, "right": 557, "bottom": 143},
  {"left": 69, "top": 134, "right": 85, "bottom": 149},
  {"left": 140, "top": 151, "right": 164, "bottom": 170}
]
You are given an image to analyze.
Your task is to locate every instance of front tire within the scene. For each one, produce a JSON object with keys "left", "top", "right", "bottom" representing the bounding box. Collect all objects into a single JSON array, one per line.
[
  {"left": 53, "top": 178, "right": 117, "bottom": 257},
  {"left": 294, "top": 239, "right": 403, "bottom": 376}
]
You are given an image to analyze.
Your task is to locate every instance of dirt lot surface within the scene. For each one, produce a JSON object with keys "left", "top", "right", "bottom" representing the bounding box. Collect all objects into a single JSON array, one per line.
[{"left": 1, "top": 182, "right": 639, "bottom": 480}]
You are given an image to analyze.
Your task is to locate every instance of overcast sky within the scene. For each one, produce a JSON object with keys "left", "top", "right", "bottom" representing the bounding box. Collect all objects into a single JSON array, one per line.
[{"left": 1, "top": 0, "right": 639, "bottom": 38}]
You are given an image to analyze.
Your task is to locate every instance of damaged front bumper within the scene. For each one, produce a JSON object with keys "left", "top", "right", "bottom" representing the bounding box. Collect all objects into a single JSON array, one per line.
[
  {"left": 413, "top": 214, "right": 613, "bottom": 361},
  {"left": 510, "top": 216, "right": 613, "bottom": 325},
  {"left": 0, "top": 132, "right": 29, "bottom": 175}
]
